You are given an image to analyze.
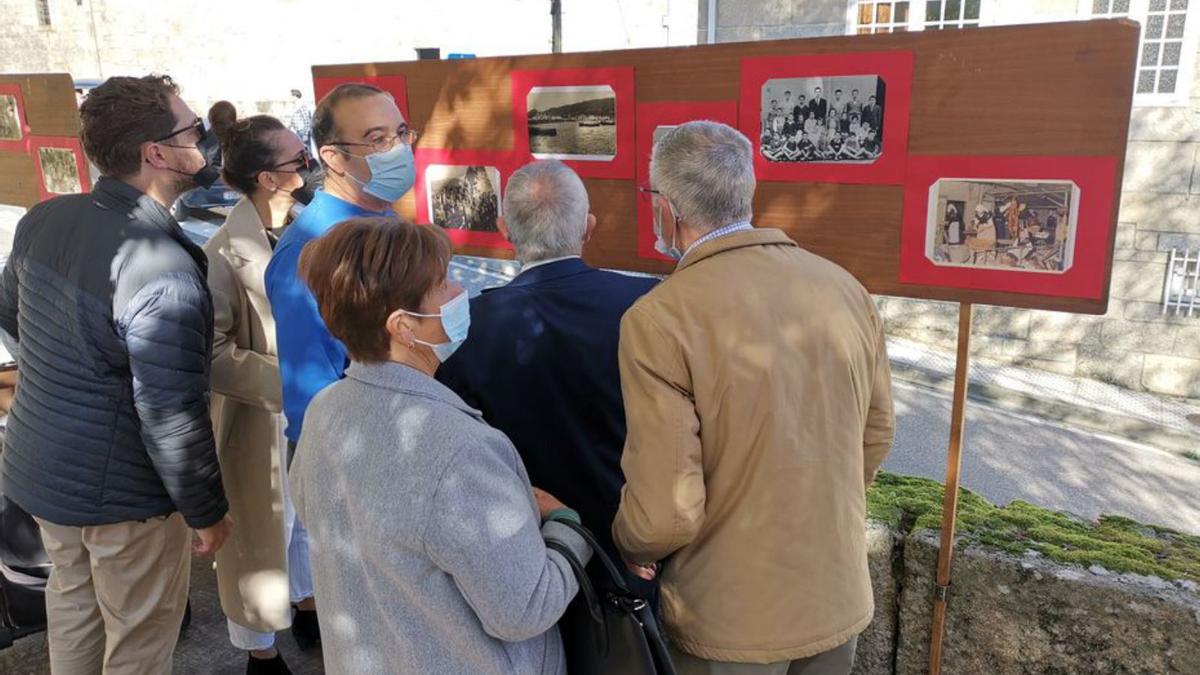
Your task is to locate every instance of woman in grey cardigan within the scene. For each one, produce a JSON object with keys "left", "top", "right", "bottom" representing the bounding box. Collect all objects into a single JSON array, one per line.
[{"left": 289, "top": 216, "right": 590, "bottom": 674}]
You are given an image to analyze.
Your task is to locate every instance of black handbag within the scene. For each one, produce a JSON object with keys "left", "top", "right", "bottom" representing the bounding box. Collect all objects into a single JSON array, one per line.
[{"left": 545, "top": 517, "right": 677, "bottom": 675}]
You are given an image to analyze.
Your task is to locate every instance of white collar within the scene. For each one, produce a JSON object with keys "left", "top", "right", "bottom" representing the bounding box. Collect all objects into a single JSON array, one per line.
[{"left": 520, "top": 255, "right": 581, "bottom": 272}]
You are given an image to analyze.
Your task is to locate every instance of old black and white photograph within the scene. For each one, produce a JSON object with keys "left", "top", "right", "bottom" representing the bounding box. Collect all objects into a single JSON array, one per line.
[
  {"left": 427, "top": 164, "right": 502, "bottom": 232},
  {"left": 926, "top": 179, "right": 1078, "bottom": 274},
  {"left": 759, "top": 75, "right": 886, "bottom": 164},
  {"left": 0, "top": 94, "right": 21, "bottom": 141},
  {"left": 38, "top": 147, "right": 82, "bottom": 195},
  {"left": 527, "top": 85, "right": 617, "bottom": 160}
]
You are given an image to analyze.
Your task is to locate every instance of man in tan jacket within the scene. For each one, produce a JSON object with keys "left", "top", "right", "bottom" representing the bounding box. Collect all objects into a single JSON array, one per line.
[{"left": 614, "top": 121, "right": 894, "bottom": 675}]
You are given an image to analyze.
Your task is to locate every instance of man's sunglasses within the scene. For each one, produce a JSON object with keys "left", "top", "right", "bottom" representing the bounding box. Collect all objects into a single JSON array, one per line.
[{"left": 153, "top": 117, "right": 207, "bottom": 145}]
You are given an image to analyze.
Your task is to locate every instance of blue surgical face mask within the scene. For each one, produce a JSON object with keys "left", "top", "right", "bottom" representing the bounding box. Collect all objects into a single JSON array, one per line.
[
  {"left": 340, "top": 142, "right": 415, "bottom": 203},
  {"left": 652, "top": 195, "right": 683, "bottom": 261},
  {"left": 408, "top": 290, "right": 471, "bottom": 362}
]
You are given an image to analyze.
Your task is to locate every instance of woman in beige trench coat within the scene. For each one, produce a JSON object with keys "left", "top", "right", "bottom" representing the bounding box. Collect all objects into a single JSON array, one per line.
[{"left": 205, "top": 110, "right": 320, "bottom": 675}]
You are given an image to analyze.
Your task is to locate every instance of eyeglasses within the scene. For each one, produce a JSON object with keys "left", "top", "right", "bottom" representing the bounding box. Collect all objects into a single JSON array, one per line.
[
  {"left": 154, "top": 117, "right": 206, "bottom": 146},
  {"left": 638, "top": 187, "right": 665, "bottom": 201},
  {"left": 270, "top": 151, "right": 318, "bottom": 173},
  {"left": 330, "top": 126, "right": 418, "bottom": 154}
]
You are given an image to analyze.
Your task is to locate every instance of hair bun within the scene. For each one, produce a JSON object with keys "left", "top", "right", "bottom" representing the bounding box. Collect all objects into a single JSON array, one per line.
[{"left": 207, "top": 100, "right": 238, "bottom": 148}]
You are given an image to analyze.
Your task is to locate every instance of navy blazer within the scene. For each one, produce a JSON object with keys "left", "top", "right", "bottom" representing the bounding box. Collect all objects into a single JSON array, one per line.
[{"left": 437, "top": 258, "right": 658, "bottom": 597}]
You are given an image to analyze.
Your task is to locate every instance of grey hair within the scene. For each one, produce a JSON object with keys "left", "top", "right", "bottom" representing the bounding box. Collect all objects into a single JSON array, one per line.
[
  {"left": 649, "top": 121, "right": 755, "bottom": 231},
  {"left": 503, "top": 160, "right": 590, "bottom": 263}
]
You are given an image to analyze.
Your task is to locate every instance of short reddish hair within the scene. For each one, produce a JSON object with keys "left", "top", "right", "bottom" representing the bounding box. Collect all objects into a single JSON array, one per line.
[{"left": 299, "top": 217, "right": 451, "bottom": 362}]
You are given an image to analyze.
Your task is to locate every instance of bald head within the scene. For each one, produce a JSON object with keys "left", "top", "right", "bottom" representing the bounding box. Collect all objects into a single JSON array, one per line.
[{"left": 503, "top": 160, "right": 590, "bottom": 264}]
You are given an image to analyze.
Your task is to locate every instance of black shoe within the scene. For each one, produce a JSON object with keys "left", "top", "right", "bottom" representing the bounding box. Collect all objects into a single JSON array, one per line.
[
  {"left": 246, "top": 653, "right": 292, "bottom": 675},
  {"left": 291, "top": 605, "right": 321, "bottom": 652}
]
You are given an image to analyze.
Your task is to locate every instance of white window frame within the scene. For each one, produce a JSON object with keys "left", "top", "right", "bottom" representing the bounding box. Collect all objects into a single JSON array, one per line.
[
  {"left": 1076, "top": 0, "right": 1200, "bottom": 107},
  {"left": 844, "top": 0, "right": 998, "bottom": 34},
  {"left": 844, "top": 0, "right": 1200, "bottom": 107}
]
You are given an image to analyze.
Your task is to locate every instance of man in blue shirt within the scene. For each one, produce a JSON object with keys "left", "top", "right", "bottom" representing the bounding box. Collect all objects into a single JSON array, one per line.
[{"left": 264, "top": 81, "right": 415, "bottom": 649}]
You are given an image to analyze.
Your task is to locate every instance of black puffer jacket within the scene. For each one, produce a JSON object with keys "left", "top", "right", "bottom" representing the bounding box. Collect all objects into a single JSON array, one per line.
[{"left": 0, "top": 178, "right": 227, "bottom": 528}]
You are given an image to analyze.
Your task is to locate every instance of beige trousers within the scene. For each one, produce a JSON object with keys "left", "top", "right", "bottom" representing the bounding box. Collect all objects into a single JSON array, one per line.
[
  {"left": 670, "top": 637, "right": 858, "bottom": 675},
  {"left": 35, "top": 513, "right": 191, "bottom": 675}
]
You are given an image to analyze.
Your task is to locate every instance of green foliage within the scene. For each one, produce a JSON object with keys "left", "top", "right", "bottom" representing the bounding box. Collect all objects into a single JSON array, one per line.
[{"left": 866, "top": 472, "right": 1200, "bottom": 582}]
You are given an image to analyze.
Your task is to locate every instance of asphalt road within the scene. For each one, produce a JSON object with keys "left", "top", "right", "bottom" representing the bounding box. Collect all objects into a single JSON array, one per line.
[{"left": 886, "top": 379, "right": 1200, "bottom": 536}]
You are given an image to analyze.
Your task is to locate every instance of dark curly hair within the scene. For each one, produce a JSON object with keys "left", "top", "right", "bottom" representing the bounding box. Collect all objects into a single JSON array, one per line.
[{"left": 79, "top": 75, "right": 180, "bottom": 178}]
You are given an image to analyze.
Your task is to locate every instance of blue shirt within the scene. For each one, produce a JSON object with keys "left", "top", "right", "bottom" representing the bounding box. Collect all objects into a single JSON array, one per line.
[{"left": 265, "top": 190, "right": 389, "bottom": 442}]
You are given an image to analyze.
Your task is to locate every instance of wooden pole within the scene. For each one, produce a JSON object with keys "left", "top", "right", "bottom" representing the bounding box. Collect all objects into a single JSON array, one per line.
[{"left": 928, "top": 302, "right": 973, "bottom": 675}]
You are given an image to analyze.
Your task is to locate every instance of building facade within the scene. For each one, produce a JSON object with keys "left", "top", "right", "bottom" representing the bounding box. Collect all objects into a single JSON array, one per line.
[
  {"left": 0, "top": 0, "right": 699, "bottom": 119},
  {"left": 702, "top": 0, "right": 1200, "bottom": 398}
]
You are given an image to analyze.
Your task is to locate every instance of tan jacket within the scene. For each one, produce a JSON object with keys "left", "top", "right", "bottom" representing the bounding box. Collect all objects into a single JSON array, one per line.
[
  {"left": 203, "top": 199, "right": 291, "bottom": 634},
  {"left": 613, "top": 229, "right": 894, "bottom": 664}
]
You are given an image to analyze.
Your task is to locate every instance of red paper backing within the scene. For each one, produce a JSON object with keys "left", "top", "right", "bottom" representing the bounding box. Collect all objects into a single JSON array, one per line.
[
  {"left": 738, "top": 51, "right": 913, "bottom": 185},
  {"left": 413, "top": 148, "right": 519, "bottom": 250},
  {"left": 511, "top": 67, "right": 636, "bottom": 180},
  {"left": 312, "top": 75, "right": 410, "bottom": 121},
  {"left": 899, "top": 155, "right": 1118, "bottom": 299},
  {"left": 0, "top": 84, "right": 31, "bottom": 154},
  {"left": 635, "top": 101, "right": 740, "bottom": 261},
  {"left": 29, "top": 135, "right": 89, "bottom": 202}
]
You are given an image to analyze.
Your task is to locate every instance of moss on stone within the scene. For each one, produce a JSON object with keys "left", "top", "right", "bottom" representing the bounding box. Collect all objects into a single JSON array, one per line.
[{"left": 866, "top": 472, "right": 1200, "bottom": 583}]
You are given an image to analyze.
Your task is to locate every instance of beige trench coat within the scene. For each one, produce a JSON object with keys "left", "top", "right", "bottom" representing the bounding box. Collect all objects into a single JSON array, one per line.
[
  {"left": 204, "top": 198, "right": 291, "bottom": 634},
  {"left": 613, "top": 229, "right": 895, "bottom": 664}
]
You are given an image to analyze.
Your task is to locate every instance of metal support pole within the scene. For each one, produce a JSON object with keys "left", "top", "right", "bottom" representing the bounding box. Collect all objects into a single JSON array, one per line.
[
  {"left": 928, "top": 302, "right": 973, "bottom": 675},
  {"left": 551, "top": 0, "right": 563, "bottom": 53}
]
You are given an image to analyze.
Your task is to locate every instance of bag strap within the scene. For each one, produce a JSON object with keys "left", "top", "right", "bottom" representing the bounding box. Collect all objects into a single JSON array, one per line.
[
  {"left": 637, "top": 601, "right": 679, "bottom": 675},
  {"left": 548, "top": 516, "right": 634, "bottom": 595},
  {"left": 546, "top": 538, "right": 611, "bottom": 656}
]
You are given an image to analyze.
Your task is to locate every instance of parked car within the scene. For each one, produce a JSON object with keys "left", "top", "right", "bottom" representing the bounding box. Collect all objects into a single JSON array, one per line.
[
  {"left": 72, "top": 78, "right": 103, "bottom": 106},
  {"left": 174, "top": 180, "right": 241, "bottom": 221}
]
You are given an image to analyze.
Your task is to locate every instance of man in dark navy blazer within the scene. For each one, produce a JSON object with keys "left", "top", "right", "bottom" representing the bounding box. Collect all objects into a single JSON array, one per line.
[{"left": 437, "top": 160, "right": 658, "bottom": 599}]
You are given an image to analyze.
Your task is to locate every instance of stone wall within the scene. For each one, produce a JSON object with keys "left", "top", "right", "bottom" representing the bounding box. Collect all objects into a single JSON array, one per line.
[
  {"left": 0, "top": 0, "right": 697, "bottom": 125},
  {"left": 703, "top": 0, "right": 847, "bottom": 43},
  {"left": 701, "top": 0, "right": 1200, "bottom": 398},
  {"left": 857, "top": 528, "right": 1200, "bottom": 674}
]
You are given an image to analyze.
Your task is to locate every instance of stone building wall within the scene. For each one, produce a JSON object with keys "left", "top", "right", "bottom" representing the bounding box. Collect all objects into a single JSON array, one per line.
[
  {"left": 0, "top": 0, "right": 698, "bottom": 125},
  {"left": 701, "top": 0, "right": 1200, "bottom": 398}
]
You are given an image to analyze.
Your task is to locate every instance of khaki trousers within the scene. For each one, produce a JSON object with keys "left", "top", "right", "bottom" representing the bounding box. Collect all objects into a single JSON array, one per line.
[
  {"left": 36, "top": 513, "right": 191, "bottom": 675},
  {"left": 670, "top": 637, "right": 858, "bottom": 675}
]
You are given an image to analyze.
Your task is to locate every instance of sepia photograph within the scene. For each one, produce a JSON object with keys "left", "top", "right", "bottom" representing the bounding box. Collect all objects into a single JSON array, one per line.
[
  {"left": 527, "top": 85, "right": 617, "bottom": 160},
  {"left": 926, "top": 179, "right": 1078, "bottom": 274},
  {"left": 0, "top": 94, "right": 21, "bottom": 141},
  {"left": 759, "top": 75, "right": 885, "bottom": 164},
  {"left": 427, "top": 164, "right": 502, "bottom": 232},
  {"left": 38, "top": 147, "right": 83, "bottom": 195}
]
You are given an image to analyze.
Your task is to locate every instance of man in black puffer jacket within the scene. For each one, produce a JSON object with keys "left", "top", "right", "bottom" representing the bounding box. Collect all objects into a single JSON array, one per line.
[{"left": 0, "top": 75, "right": 233, "bottom": 675}]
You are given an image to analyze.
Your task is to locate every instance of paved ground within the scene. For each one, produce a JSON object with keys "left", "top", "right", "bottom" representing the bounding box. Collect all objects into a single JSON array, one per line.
[
  {"left": 886, "top": 378, "right": 1200, "bottom": 535},
  {"left": 2, "top": 555, "right": 326, "bottom": 674}
]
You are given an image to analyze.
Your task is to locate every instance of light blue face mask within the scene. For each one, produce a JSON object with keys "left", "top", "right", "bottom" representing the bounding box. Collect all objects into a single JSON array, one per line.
[
  {"left": 652, "top": 194, "right": 683, "bottom": 261},
  {"left": 407, "top": 290, "right": 471, "bottom": 362},
  {"left": 341, "top": 142, "right": 416, "bottom": 203}
]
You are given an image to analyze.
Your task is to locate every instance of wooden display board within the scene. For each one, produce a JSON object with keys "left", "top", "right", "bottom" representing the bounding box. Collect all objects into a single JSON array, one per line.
[
  {"left": 316, "top": 27, "right": 1138, "bottom": 673},
  {"left": 314, "top": 20, "right": 1137, "bottom": 316},
  {"left": 0, "top": 73, "right": 87, "bottom": 208}
]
